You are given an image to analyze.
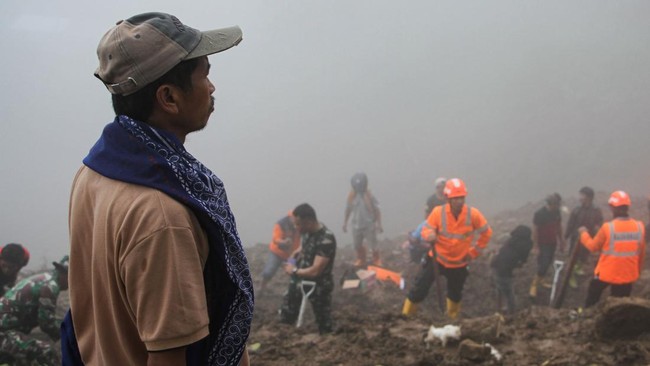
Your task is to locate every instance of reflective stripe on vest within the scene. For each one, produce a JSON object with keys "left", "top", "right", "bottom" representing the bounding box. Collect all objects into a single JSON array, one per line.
[
  {"left": 439, "top": 206, "right": 473, "bottom": 240},
  {"left": 434, "top": 249, "right": 468, "bottom": 266},
  {"left": 602, "top": 221, "right": 643, "bottom": 257},
  {"left": 470, "top": 224, "right": 490, "bottom": 254},
  {"left": 435, "top": 206, "right": 482, "bottom": 265}
]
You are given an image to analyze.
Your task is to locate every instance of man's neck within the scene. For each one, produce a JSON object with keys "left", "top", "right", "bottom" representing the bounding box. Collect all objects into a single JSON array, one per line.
[
  {"left": 145, "top": 115, "right": 187, "bottom": 144},
  {"left": 308, "top": 223, "right": 322, "bottom": 234},
  {"left": 451, "top": 206, "right": 463, "bottom": 219}
]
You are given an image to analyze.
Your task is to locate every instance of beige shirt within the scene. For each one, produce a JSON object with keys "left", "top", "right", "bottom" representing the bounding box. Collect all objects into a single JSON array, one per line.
[{"left": 69, "top": 166, "right": 210, "bottom": 365}]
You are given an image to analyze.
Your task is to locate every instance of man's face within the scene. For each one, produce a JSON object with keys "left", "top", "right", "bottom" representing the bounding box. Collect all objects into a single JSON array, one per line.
[
  {"left": 176, "top": 56, "right": 215, "bottom": 135},
  {"left": 293, "top": 216, "right": 312, "bottom": 234},
  {"left": 0, "top": 259, "right": 20, "bottom": 277},
  {"left": 579, "top": 193, "right": 592, "bottom": 207},
  {"left": 449, "top": 196, "right": 465, "bottom": 213}
]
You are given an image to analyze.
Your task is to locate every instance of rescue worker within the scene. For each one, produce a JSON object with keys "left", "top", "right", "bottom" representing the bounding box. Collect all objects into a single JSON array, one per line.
[
  {"left": 407, "top": 221, "right": 430, "bottom": 264},
  {"left": 490, "top": 225, "right": 533, "bottom": 314},
  {"left": 529, "top": 193, "right": 565, "bottom": 298},
  {"left": 425, "top": 177, "right": 447, "bottom": 218},
  {"left": 259, "top": 212, "right": 301, "bottom": 293},
  {"left": 343, "top": 172, "right": 383, "bottom": 266},
  {"left": 564, "top": 186, "right": 603, "bottom": 288},
  {"left": 0, "top": 256, "right": 68, "bottom": 366},
  {"left": 402, "top": 178, "right": 492, "bottom": 319},
  {"left": 281, "top": 203, "right": 337, "bottom": 334},
  {"left": 579, "top": 191, "right": 646, "bottom": 307},
  {"left": 0, "top": 243, "right": 30, "bottom": 296}
]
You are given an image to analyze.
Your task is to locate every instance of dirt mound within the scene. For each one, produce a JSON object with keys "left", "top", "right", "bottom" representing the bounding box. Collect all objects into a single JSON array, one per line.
[
  {"left": 247, "top": 196, "right": 650, "bottom": 365},
  {"left": 595, "top": 297, "right": 650, "bottom": 340}
]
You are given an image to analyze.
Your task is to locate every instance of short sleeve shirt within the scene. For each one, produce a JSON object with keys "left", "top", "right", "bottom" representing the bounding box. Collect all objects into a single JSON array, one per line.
[
  {"left": 297, "top": 225, "right": 337, "bottom": 283},
  {"left": 533, "top": 206, "right": 562, "bottom": 246},
  {"left": 347, "top": 193, "right": 379, "bottom": 230},
  {"left": 69, "top": 167, "right": 210, "bottom": 365}
]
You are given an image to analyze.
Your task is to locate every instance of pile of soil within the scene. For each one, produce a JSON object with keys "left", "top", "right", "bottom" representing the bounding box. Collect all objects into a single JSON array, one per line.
[{"left": 247, "top": 195, "right": 650, "bottom": 365}]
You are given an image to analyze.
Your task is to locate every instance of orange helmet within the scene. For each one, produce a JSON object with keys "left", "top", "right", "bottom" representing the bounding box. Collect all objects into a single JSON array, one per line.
[
  {"left": 444, "top": 178, "right": 467, "bottom": 198},
  {"left": 608, "top": 190, "right": 631, "bottom": 207}
]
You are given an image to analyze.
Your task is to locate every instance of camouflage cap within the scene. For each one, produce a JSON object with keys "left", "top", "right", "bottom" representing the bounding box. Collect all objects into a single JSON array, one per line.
[{"left": 95, "top": 12, "right": 243, "bottom": 95}]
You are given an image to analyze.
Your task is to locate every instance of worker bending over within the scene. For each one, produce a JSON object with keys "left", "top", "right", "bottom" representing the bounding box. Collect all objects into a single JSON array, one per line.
[
  {"left": 579, "top": 191, "right": 646, "bottom": 307},
  {"left": 402, "top": 178, "right": 492, "bottom": 319}
]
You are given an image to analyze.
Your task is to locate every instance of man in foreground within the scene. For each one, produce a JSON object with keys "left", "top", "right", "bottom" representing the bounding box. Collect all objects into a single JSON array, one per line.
[{"left": 66, "top": 12, "right": 252, "bottom": 366}]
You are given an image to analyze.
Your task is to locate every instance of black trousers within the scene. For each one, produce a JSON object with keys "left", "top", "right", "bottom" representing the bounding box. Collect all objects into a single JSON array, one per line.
[
  {"left": 584, "top": 278, "right": 632, "bottom": 308},
  {"left": 407, "top": 256, "right": 469, "bottom": 303},
  {"left": 279, "top": 278, "right": 333, "bottom": 334},
  {"left": 537, "top": 244, "right": 557, "bottom": 277}
]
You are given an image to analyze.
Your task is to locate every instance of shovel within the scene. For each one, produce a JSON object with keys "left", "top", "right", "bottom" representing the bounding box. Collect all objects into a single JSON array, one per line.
[
  {"left": 550, "top": 260, "right": 565, "bottom": 303},
  {"left": 296, "top": 280, "right": 317, "bottom": 328}
]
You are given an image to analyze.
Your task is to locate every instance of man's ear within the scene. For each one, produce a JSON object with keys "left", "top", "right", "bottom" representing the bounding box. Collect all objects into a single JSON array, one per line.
[{"left": 155, "top": 84, "right": 181, "bottom": 115}]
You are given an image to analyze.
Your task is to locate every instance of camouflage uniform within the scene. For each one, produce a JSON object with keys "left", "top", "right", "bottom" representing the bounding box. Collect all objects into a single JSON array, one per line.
[
  {"left": 0, "top": 270, "right": 63, "bottom": 365},
  {"left": 280, "top": 225, "right": 337, "bottom": 334}
]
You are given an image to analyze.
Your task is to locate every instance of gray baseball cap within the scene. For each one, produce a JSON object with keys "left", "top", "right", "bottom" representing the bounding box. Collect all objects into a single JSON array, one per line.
[{"left": 95, "top": 12, "right": 243, "bottom": 96}]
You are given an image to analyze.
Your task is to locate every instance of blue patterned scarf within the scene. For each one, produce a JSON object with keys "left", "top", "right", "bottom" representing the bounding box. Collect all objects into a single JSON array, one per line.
[{"left": 65, "top": 115, "right": 253, "bottom": 365}]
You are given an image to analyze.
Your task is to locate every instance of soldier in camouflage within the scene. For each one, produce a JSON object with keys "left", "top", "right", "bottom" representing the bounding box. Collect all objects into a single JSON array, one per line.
[
  {"left": 281, "top": 203, "right": 337, "bottom": 334},
  {"left": 0, "top": 256, "right": 68, "bottom": 366}
]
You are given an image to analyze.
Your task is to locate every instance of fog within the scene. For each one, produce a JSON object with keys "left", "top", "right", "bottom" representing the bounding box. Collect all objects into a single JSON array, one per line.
[{"left": 1, "top": 1, "right": 649, "bottom": 269}]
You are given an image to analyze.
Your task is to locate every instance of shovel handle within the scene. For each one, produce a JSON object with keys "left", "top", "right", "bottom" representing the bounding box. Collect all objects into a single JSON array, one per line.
[{"left": 296, "top": 281, "right": 317, "bottom": 328}]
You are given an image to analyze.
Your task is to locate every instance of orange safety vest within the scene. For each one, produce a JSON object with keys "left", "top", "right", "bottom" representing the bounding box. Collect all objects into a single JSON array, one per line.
[
  {"left": 269, "top": 215, "right": 301, "bottom": 260},
  {"left": 581, "top": 218, "right": 646, "bottom": 284},
  {"left": 421, "top": 204, "right": 492, "bottom": 268}
]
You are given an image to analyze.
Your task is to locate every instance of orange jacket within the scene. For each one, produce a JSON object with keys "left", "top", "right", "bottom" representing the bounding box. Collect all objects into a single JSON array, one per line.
[
  {"left": 580, "top": 217, "right": 646, "bottom": 284},
  {"left": 421, "top": 204, "right": 492, "bottom": 268},
  {"left": 269, "top": 215, "right": 301, "bottom": 260}
]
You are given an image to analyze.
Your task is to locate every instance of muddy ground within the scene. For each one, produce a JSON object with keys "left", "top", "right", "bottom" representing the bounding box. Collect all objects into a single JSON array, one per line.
[{"left": 246, "top": 194, "right": 650, "bottom": 366}]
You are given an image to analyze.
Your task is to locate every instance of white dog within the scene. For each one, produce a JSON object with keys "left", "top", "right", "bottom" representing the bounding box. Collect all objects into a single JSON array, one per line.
[{"left": 424, "top": 324, "right": 461, "bottom": 347}]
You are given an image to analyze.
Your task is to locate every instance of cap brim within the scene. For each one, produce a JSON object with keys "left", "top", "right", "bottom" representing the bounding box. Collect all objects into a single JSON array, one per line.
[{"left": 186, "top": 26, "right": 243, "bottom": 60}]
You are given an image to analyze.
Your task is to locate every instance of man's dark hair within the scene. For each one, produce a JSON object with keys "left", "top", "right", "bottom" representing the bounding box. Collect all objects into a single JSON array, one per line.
[
  {"left": 293, "top": 203, "right": 317, "bottom": 221},
  {"left": 546, "top": 193, "right": 562, "bottom": 205},
  {"left": 579, "top": 186, "right": 595, "bottom": 200},
  {"left": 111, "top": 58, "right": 200, "bottom": 122}
]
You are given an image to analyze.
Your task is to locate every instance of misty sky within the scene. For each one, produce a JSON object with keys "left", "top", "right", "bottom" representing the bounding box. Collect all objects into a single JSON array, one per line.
[{"left": 1, "top": 1, "right": 649, "bottom": 269}]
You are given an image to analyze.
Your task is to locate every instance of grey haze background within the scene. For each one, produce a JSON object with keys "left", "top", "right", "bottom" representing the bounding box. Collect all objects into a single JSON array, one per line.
[{"left": 1, "top": 1, "right": 649, "bottom": 269}]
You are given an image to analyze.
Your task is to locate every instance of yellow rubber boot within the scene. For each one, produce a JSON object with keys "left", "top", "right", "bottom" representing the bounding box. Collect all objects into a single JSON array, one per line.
[
  {"left": 569, "top": 272, "right": 578, "bottom": 289},
  {"left": 402, "top": 298, "right": 418, "bottom": 316},
  {"left": 446, "top": 298, "right": 461, "bottom": 320},
  {"left": 529, "top": 276, "right": 539, "bottom": 298},
  {"left": 540, "top": 276, "right": 552, "bottom": 289}
]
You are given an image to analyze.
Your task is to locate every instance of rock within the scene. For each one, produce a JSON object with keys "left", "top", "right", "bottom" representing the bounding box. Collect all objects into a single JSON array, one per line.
[
  {"left": 458, "top": 339, "right": 491, "bottom": 362},
  {"left": 595, "top": 297, "right": 650, "bottom": 339},
  {"left": 459, "top": 313, "right": 505, "bottom": 343}
]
